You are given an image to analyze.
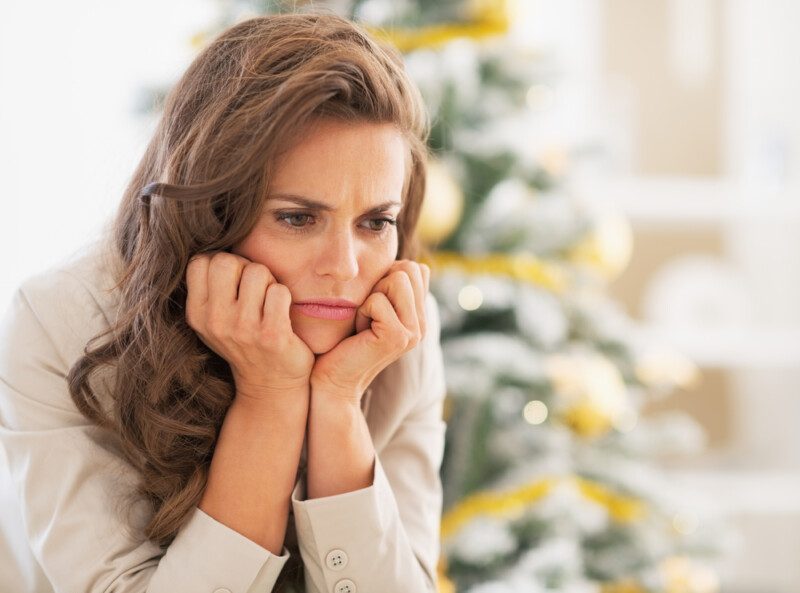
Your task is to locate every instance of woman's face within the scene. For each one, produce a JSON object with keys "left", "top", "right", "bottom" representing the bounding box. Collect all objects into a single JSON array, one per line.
[{"left": 232, "top": 119, "right": 407, "bottom": 354}]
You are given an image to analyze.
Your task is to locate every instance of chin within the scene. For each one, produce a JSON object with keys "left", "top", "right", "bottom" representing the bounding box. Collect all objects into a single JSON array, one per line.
[{"left": 294, "top": 321, "right": 353, "bottom": 355}]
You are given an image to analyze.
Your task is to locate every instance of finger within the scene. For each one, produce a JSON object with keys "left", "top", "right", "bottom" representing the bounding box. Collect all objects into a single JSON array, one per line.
[
  {"left": 237, "top": 263, "right": 273, "bottom": 327},
  {"left": 393, "top": 261, "right": 425, "bottom": 337},
  {"left": 208, "top": 253, "right": 246, "bottom": 306},
  {"left": 186, "top": 254, "right": 210, "bottom": 311},
  {"left": 355, "top": 301, "right": 372, "bottom": 333},
  {"left": 263, "top": 283, "right": 293, "bottom": 337},
  {"left": 383, "top": 270, "right": 417, "bottom": 334},
  {"left": 358, "top": 291, "right": 406, "bottom": 344}
]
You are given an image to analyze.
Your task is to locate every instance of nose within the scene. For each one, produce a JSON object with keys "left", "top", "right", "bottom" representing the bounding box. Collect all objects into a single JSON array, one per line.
[{"left": 314, "top": 227, "right": 359, "bottom": 282}]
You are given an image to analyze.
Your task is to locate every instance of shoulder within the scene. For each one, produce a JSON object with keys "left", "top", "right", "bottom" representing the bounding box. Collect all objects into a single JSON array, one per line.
[{"left": 0, "top": 237, "right": 122, "bottom": 377}]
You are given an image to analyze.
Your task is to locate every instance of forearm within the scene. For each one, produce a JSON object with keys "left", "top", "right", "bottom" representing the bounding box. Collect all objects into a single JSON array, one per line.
[
  {"left": 199, "top": 389, "right": 309, "bottom": 555},
  {"left": 306, "top": 385, "right": 375, "bottom": 500}
]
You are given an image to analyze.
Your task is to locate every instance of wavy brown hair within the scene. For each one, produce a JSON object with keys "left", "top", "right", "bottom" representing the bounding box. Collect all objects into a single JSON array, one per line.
[{"left": 66, "top": 10, "right": 431, "bottom": 589}]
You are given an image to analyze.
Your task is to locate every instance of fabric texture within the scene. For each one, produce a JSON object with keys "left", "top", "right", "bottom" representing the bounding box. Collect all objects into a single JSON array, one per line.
[{"left": 0, "top": 237, "right": 447, "bottom": 593}]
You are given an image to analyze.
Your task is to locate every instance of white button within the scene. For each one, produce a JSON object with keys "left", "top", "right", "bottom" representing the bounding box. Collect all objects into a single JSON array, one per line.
[
  {"left": 213, "top": 589, "right": 232, "bottom": 593},
  {"left": 334, "top": 579, "right": 356, "bottom": 593},
  {"left": 325, "top": 548, "right": 349, "bottom": 571}
]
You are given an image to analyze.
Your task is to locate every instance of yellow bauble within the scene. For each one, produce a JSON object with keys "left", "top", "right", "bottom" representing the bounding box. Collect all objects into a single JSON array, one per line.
[
  {"left": 660, "top": 556, "right": 720, "bottom": 593},
  {"left": 437, "top": 574, "right": 456, "bottom": 593},
  {"left": 544, "top": 352, "right": 629, "bottom": 438},
  {"left": 600, "top": 580, "right": 648, "bottom": 593},
  {"left": 569, "top": 212, "right": 634, "bottom": 282},
  {"left": 419, "top": 159, "right": 464, "bottom": 245},
  {"left": 561, "top": 401, "right": 614, "bottom": 439},
  {"left": 436, "top": 555, "right": 457, "bottom": 593}
]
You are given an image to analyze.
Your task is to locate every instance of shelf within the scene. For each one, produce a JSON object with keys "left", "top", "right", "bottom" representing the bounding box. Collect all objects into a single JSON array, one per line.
[
  {"left": 637, "top": 324, "right": 800, "bottom": 369},
  {"left": 569, "top": 175, "right": 800, "bottom": 227},
  {"left": 663, "top": 468, "right": 800, "bottom": 516}
]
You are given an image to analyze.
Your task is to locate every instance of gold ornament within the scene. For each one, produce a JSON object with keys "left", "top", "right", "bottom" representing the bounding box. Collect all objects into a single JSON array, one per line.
[
  {"left": 575, "top": 477, "right": 645, "bottom": 522},
  {"left": 659, "top": 556, "right": 720, "bottom": 593},
  {"left": 418, "top": 251, "right": 568, "bottom": 293},
  {"left": 561, "top": 402, "right": 616, "bottom": 440},
  {"left": 436, "top": 555, "right": 457, "bottom": 593},
  {"left": 441, "top": 475, "right": 644, "bottom": 543},
  {"left": 544, "top": 352, "right": 630, "bottom": 438},
  {"left": 568, "top": 212, "right": 634, "bottom": 282},
  {"left": 601, "top": 580, "right": 648, "bottom": 593},
  {"left": 418, "top": 159, "right": 464, "bottom": 246},
  {"left": 363, "top": 0, "right": 514, "bottom": 53}
]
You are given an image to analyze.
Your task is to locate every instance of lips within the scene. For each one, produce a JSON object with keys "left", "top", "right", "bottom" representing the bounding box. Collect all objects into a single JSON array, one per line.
[
  {"left": 292, "top": 297, "right": 358, "bottom": 321},
  {"left": 295, "top": 297, "right": 358, "bottom": 308}
]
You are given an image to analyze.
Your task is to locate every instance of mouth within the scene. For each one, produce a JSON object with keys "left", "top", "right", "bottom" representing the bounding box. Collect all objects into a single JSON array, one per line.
[
  {"left": 295, "top": 297, "right": 358, "bottom": 308},
  {"left": 291, "top": 302, "right": 356, "bottom": 321}
]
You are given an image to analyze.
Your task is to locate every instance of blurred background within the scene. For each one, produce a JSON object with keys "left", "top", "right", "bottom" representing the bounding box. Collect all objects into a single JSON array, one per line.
[{"left": 1, "top": 1, "right": 798, "bottom": 592}]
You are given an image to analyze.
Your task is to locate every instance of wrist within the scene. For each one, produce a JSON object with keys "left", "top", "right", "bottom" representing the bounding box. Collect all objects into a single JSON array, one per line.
[
  {"left": 233, "top": 383, "right": 310, "bottom": 415},
  {"left": 309, "top": 379, "right": 363, "bottom": 407}
]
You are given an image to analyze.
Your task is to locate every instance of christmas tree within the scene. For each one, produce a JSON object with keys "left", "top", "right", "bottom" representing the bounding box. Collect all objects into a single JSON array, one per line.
[{"left": 142, "top": 1, "right": 737, "bottom": 591}]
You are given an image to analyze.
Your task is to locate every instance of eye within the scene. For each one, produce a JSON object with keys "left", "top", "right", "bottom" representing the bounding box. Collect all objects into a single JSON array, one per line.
[
  {"left": 275, "top": 212, "right": 313, "bottom": 231},
  {"left": 363, "top": 217, "right": 398, "bottom": 232},
  {"left": 273, "top": 211, "right": 397, "bottom": 235}
]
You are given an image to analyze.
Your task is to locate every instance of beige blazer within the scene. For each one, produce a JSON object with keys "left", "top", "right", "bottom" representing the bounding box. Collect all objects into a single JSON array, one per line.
[{"left": 0, "top": 238, "right": 447, "bottom": 593}]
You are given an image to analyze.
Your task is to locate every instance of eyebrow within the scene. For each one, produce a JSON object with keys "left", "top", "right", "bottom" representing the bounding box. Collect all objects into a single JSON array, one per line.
[{"left": 267, "top": 193, "right": 402, "bottom": 214}]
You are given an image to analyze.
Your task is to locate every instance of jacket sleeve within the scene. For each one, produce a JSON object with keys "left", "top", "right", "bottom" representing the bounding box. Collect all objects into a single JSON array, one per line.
[
  {"left": 0, "top": 274, "right": 291, "bottom": 593},
  {"left": 290, "top": 292, "right": 448, "bottom": 593}
]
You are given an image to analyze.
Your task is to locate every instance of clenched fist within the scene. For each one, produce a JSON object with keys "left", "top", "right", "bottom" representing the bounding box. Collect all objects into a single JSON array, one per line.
[
  {"left": 310, "top": 259, "right": 430, "bottom": 403},
  {"left": 185, "top": 251, "right": 315, "bottom": 406}
]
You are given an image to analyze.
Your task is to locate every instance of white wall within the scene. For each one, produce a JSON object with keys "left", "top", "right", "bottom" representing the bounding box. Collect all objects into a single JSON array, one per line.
[{"left": 0, "top": 0, "right": 217, "bottom": 311}]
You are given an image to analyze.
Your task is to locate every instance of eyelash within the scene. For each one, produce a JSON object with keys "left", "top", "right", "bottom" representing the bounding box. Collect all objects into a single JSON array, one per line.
[{"left": 274, "top": 212, "right": 398, "bottom": 235}]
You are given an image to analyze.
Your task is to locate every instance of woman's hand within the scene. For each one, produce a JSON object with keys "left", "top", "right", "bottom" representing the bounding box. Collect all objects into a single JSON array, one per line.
[
  {"left": 310, "top": 260, "right": 431, "bottom": 403},
  {"left": 185, "top": 251, "right": 315, "bottom": 406}
]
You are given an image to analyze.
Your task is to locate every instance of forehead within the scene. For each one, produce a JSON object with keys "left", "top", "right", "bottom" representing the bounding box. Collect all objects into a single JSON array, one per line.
[{"left": 268, "top": 119, "right": 409, "bottom": 208}]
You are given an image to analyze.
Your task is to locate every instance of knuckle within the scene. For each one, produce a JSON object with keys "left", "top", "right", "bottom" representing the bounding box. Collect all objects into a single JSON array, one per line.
[
  {"left": 264, "top": 283, "right": 286, "bottom": 303},
  {"left": 388, "top": 270, "right": 411, "bottom": 285},
  {"left": 245, "top": 261, "right": 269, "bottom": 275},
  {"left": 242, "top": 262, "right": 270, "bottom": 283},
  {"left": 267, "top": 282, "right": 286, "bottom": 295},
  {"left": 394, "top": 330, "right": 411, "bottom": 349},
  {"left": 212, "top": 252, "right": 243, "bottom": 269},
  {"left": 186, "top": 254, "right": 209, "bottom": 275},
  {"left": 187, "top": 254, "right": 202, "bottom": 269}
]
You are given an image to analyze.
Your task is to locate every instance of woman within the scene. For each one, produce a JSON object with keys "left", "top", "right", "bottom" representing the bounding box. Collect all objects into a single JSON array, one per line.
[{"left": 0, "top": 11, "right": 447, "bottom": 593}]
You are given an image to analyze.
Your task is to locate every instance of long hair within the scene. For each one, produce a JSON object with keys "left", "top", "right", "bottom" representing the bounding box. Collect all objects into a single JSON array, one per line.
[{"left": 66, "top": 10, "right": 430, "bottom": 589}]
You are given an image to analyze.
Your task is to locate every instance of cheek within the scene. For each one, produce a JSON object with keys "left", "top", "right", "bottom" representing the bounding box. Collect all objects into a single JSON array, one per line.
[
  {"left": 231, "top": 234, "right": 295, "bottom": 284},
  {"left": 365, "top": 244, "right": 397, "bottom": 279}
]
